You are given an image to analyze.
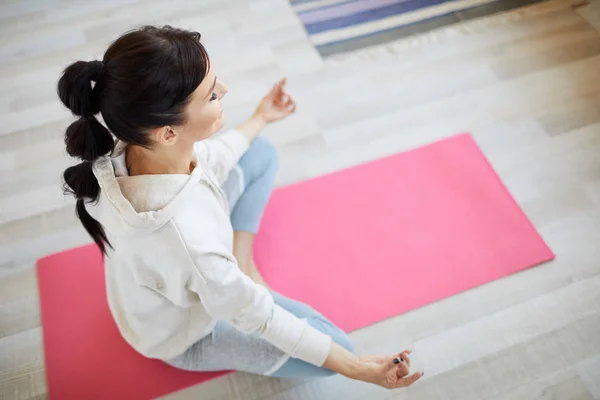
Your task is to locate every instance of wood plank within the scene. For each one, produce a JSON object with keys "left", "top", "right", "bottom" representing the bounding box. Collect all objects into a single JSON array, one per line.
[
  {"left": 0, "top": 267, "right": 40, "bottom": 338},
  {"left": 0, "top": 26, "right": 86, "bottom": 64},
  {"left": 385, "top": 314, "right": 600, "bottom": 400},
  {"left": 412, "top": 275, "right": 600, "bottom": 377},
  {"left": 0, "top": 102, "right": 68, "bottom": 138},
  {"left": 577, "top": 355, "right": 600, "bottom": 399},
  {"left": 0, "top": 157, "right": 71, "bottom": 199},
  {"left": 276, "top": 134, "right": 330, "bottom": 186},
  {"left": 579, "top": 0, "right": 600, "bottom": 31},
  {"left": 490, "top": 23, "right": 600, "bottom": 79},
  {"left": 0, "top": 328, "right": 47, "bottom": 400},
  {"left": 490, "top": 367, "right": 594, "bottom": 400},
  {"left": 0, "top": 206, "right": 78, "bottom": 246},
  {"left": 0, "top": 119, "right": 67, "bottom": 155},
  {"left": 321, "top": 55, "right": 600, "bottom": 149},
  {"left": 83, "top": 1, "right": 235, "bottom": 43},
  {"left": 0, "top": 225, "right": 91, "bottom": 268},
  {"left": 537, "top": 93, "right": 600, "bottom": 136},
  {"left": 0, "top": 184, "right": 72, "bottom": 225},
  {"left": 161, "top": 372, "right": 305, "bottom": 400}
]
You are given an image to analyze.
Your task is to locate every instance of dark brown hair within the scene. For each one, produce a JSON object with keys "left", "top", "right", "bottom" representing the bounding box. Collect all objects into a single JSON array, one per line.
[{"left": 58, "top": 26, "right": 210, "bottom": 254}]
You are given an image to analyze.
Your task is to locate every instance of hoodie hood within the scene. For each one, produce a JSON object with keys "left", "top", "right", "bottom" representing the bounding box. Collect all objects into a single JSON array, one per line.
[{"left": 87, "top": 140, "right": 204, "bottom": 237}]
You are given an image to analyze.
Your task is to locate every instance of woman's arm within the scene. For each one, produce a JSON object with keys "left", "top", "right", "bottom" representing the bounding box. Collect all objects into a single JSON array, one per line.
[
  {"left": 235, "top": 114, "right": 267, "bottom": 143},
  {"left": 323, "top": 341, "right": 363, "bottom": 378},
  {"left": 183, "top": 235, "right": 422, "bottom": 388}
]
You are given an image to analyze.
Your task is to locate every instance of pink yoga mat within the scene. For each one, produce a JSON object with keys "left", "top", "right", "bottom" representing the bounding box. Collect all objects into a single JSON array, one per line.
[{"left": 38, "top": 133, "right": 554, "bottom": 399}]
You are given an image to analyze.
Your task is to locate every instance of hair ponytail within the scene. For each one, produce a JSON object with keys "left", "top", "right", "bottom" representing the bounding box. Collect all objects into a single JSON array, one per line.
[{"left": 59, "top": 60, "right": 113, "bottom": 254}]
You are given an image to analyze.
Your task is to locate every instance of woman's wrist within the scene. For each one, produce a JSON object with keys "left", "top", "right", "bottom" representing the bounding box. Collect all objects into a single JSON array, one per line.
[
  {"left": 251, "top": 112, "right": 268, "bottom": 127},
  {"left": 322, "top": 342, "right": 366, "bottom": 381}
]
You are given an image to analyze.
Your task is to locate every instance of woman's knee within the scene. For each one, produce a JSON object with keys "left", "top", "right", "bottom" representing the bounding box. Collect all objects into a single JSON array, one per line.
[
  {"left": 309, "top": 317, "right": 355, "bottom": 354},
  {"left": 246, "top": 136, "right": 279, "bottom": 170}
]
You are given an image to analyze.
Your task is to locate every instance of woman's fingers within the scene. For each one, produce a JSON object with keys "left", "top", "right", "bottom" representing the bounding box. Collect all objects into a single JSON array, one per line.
[
  {"left": 285, "top": 96, "right": 295, "bottom": 112},
  {"left": 393, "top": 350, "right": 413, "bottom": 380},
  {"left": 396, "top": 372, "right": 424, "bottom": 388},
  {"left": 268, "top": 81, "right": 283, "bottom": 100},
  {"left": 274, "top": 79, "right": 286, "bottom": 95},
  {"left": 267, "top": 78, "right": 292, "bottom": 111},
  {"left": 276, "top": 78, "right": 286, "bottom": 90},
  {"left": 388, "top": 355, "right": 402, "bottom": 369},
  {"left": 396, "top": 361, "right": 409, "bottom": 378},
  {"left": 400, "top": 350, "right": 411, "bottom": 367},
  {"left": 273, "top": 92, "right": 295, "bottom": 115},
  {"left": 277, "top": 93, "right": 287, "bottom": 106}
]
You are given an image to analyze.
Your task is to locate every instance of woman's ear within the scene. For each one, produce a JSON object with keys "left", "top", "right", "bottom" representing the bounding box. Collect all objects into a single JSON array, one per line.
[{"left": 153, "top": 126, "right": 178, "bottom": 146}]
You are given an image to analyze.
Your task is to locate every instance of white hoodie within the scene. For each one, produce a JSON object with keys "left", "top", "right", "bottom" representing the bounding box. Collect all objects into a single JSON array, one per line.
[{"left": 87, "top": 130, "right": 332, "bottom": 367}]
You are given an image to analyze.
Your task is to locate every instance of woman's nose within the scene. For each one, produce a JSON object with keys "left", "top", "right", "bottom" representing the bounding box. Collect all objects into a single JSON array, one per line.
[{"left": 218, "top": 80, "right": 228, "bottom": 98}]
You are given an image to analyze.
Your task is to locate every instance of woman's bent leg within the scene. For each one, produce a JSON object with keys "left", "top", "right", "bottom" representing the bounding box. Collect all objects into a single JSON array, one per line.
[
  {"left": 228, "top": 136, "right": 278, "bottom": 234},
  {"left": 165, "top": 293, "right": 353, "bottom": 379},
  {"left": 222, "top": 137, "right": 278, "bottom": 286}
]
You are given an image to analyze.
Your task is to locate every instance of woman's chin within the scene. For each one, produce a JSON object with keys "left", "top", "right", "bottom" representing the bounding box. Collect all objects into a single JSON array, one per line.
[{"left": 209, "top": 116, "right": 225, "bottom": 135}]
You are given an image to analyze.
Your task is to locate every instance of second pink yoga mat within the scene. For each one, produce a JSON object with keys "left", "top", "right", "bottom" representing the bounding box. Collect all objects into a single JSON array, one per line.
[{"left": 37, "top": 133, "right": 554, "bottom": 399}]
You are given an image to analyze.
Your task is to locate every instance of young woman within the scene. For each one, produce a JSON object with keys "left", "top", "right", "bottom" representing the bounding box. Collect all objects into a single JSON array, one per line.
[{"left": 58, "top": 25, "right": 423, "bottom": 388}]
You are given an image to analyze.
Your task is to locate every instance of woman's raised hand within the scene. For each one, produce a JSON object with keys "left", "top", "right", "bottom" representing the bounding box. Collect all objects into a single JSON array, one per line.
[{"left": 253, "top": 78, "right": 296, "bottom": 124}]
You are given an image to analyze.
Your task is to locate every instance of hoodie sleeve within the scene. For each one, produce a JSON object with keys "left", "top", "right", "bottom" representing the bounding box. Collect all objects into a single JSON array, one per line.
[
  {"left": 181, "top": 242, "right": 332, "bottom": 367},
  {"left": 194, "top": 130, "right": 250, "bottom": 185}
]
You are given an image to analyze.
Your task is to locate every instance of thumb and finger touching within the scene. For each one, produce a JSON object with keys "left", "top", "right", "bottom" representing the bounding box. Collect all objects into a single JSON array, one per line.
[{"left": 380, "top": 350, "right": 423, "bottom": 388}]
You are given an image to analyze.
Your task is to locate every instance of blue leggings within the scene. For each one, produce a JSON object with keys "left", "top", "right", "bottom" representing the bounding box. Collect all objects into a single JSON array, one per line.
[
  {"left": 269, "top": 293, "right": 354, "bottom": 378},
  {"left": 222, "top": 137, "right": 354, "bottom": 378},
  {"left": 224, "top": 136, "right": 280, "bottom": 233}
]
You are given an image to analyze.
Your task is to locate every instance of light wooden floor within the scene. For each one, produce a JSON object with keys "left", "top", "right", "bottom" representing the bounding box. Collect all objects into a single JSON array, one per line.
[{"left": 1, "top": 0, "right": 600, "bottom": 399}]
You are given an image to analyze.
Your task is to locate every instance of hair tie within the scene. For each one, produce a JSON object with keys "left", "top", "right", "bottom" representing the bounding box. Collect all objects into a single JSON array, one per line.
[{"left": 88, "top": 60, "right": 105, "bottom": 82}]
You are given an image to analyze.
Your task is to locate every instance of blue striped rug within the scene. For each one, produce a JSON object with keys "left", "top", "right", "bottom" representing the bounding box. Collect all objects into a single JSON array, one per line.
[{"left": 291, "top": 0, "right": 548, "bottom": 57}]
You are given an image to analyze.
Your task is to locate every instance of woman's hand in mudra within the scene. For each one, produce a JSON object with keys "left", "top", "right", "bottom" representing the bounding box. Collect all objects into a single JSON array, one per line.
[
  {"left": 253, "top": 78, "right": 296, "bottom": 124},
  {"left": 359, "top": 350, "right": 423, "bottom": 389}
]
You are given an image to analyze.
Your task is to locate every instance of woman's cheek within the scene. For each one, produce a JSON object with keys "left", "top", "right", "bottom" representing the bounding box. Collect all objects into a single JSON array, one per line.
[
  {"left": 209, "top": 110, "right": 224, "bottom": 134},
  {"left": 212, "top": 102, "right": 224, "bottom": 123}
]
